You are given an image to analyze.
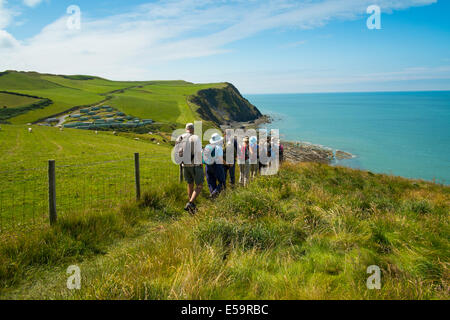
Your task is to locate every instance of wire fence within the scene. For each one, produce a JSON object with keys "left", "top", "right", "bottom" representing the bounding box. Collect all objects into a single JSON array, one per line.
[{"left": 0, "top": 152, "right": 179, "bottom": 234}]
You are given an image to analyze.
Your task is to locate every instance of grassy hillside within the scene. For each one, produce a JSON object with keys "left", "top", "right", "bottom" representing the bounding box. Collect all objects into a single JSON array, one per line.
[
  {"left": 0, "top": 125, "right": 176, "bottom": 232},
  {"left": 0, "top": 124, "right": 171, "bottom": 169},
  {"left": 0, "top": 71, "right": 258, "bottom": 127},
  {"left": 108, "top": 82, "right": 227, "bottom": 125},
  {"left": 1, "top": 71, "right": 447, "bottom": 300},
  {"left": 0, "top": 126, "right": 448, "bottom": 299},
  {"left": 0, "top": 92, "right": 41, "bottom": 108},
  {"left": 0, "top": 159, "right": 448, "bottom": 299}
]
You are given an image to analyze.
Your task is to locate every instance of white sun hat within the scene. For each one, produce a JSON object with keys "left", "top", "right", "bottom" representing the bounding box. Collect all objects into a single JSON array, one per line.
[{"left": 209, "top": 133, "right": 224, "bottom": 144}]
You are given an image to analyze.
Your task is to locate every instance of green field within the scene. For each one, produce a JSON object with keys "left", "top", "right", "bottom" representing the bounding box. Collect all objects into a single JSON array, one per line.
[
  {"left": 0, "top": 71, "right": 226, "bottom": 126},
  {"left": 0, "top": 125, "right": 177, "bottom": 232},
  {"left": 108, "top": 83, "right": 226, "bottom": 124},
  {"left": 0, "top": 92, "right": 41, "bottom": 109}
]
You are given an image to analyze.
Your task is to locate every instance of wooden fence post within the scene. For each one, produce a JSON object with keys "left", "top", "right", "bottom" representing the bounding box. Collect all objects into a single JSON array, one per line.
[
  {"left": 48, "top": 160, "right": 57, "bottom": 225},
  {"left": 179, "top": 164, "right": 184, "bottom": 183},
  {"left": 135, "top": 153, "right": 141, "bottom": 201}
]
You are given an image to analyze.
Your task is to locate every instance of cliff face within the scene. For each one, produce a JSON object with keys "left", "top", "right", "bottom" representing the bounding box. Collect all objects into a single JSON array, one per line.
[{"left": 189, "top": 83, "right": 262, "bottom": 125}]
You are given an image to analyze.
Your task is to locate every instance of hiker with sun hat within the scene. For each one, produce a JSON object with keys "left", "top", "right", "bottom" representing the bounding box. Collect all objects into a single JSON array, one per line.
[
  {"left": 203, "top": 132, "right": 226, "bottom": 198},
  {"left": 249, "top": 135, "right": 259, "bottom": 180}
]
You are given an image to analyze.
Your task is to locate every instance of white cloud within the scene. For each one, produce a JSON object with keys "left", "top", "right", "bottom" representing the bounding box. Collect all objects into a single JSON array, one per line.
[
  {"left": 0, "top": 0, "right": 19, "bottom": 49},
  {"left": 23, "top": 0, "right": 43, "bottom": 8},
  {"left": 0, "top": 0, "right": 16, "bottom": 29},
  {"left": 0, "top": 29, "right": 19, "bottom": 48},
  {"left": 0, "top": 0, "right": 42, "bottom": 30},
  {"left": 0, "top": 0, "right": 439, "bottom": 83}
]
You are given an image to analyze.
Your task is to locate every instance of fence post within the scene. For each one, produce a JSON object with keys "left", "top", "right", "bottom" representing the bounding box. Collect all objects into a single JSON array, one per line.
[
  {"left": 134, "top": 153, "right": 141, "bottom": 201},
  {"left": 48, "top": 160, "right": 57, "bottom": 225},
  {"left": 179, "top": 164, "right": 184, "bottom": 183}
]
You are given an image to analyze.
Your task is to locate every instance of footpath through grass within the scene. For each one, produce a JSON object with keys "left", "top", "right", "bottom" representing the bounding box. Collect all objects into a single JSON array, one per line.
[{"left": 0, "top": 162, "right": 448, "bottom": 300}]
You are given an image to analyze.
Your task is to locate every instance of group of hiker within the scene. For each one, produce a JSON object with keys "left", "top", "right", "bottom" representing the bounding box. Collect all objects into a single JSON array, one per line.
[{"left": 176, "top": 123, "right": 284, "bottom": 214}]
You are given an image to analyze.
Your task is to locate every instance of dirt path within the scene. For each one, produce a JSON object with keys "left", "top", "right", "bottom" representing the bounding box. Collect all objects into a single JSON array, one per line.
[{"left": 56, "top": 115, "right": 68, "bottom": 126}]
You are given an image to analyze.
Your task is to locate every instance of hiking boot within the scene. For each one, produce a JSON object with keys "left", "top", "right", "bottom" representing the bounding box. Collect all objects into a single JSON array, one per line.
[
  {"left": 185, "top": 202, "right": 197, "bottom": 215},
  {"left": 210, "top": 190, "right": 220, "bottom": 199}
]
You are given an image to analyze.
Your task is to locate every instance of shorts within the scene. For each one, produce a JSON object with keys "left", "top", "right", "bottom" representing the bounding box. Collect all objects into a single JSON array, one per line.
[{"left": 183, "top": 165, "right": 204, "bottom": 185}]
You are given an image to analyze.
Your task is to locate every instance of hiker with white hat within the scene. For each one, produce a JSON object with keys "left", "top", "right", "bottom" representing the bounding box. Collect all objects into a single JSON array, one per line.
[
  {"left": 249, "top": 136, "right": 259, "bottom": 180},
  {"left": 203, "top": 132, "right": 226, "bottom": 198},
  {"left": 176, "top": 123, "right": 204, "bottom": 214}
]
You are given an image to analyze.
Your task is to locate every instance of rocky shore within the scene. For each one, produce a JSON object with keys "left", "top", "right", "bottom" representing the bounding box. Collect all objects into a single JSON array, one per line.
[
  {"left": 283, "top": 141, "right": 356, "bottom": 164},
  {"left": 283, "top": 141, "right": 335, "bottom": 164},
  {"left": 221, "top": 115, "right": 354, "bottom": 164}
]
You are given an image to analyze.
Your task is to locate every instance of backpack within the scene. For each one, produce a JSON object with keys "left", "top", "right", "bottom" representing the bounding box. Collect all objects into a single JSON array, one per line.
[
  {"left": 176, "top": 134, "right": 195, "bottom": 164},
  {"left": 203, "top": 144, "right": 217, "bottom": 165},
  {"left": 240, "top": 145, "right": 249, "bottom": 161}
]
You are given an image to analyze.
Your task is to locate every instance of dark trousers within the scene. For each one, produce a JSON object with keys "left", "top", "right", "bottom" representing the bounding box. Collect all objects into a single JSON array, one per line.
[
  {"left": 224, "top": 164, "right": 236, "bottom": 187},
  {"left": 205, "top": 164, "right": 226, "bottom": 195}
]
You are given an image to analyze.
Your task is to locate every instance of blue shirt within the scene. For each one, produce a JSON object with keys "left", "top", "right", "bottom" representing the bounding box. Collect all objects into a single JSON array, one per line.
[{"left": 203, "top": 144, "right": 223, "bottom": 165}]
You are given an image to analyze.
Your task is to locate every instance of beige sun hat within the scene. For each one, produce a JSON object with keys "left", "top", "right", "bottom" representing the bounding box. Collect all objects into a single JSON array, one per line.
[{"left": 209, "top": 133, "right": 224, "bottom": 144}]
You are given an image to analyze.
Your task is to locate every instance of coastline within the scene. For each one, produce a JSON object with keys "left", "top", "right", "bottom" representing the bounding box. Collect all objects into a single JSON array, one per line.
[
  {"left": 245, "top": 92, "right": 450, "bottom": 184},
  {"left": 282, "top": 141, "right": 333, "bottom": 164},
  {"left": 222, "top": 114, "right": 354, "bottom": 164}
]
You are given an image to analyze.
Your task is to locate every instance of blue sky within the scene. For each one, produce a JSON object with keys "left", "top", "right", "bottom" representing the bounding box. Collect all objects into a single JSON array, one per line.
[{"left": 1, "top": 0, "right": 449, "bottom": 93}]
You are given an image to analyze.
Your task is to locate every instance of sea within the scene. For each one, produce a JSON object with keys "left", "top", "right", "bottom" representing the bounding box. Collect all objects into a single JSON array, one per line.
[{"left": 245, "top": 91, "right": 450, "bottom": 184}]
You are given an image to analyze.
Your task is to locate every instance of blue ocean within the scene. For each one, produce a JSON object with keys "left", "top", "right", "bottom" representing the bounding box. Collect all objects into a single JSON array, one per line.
[{"left": 246, "top": 91, "right": 450, "bottom": 184}]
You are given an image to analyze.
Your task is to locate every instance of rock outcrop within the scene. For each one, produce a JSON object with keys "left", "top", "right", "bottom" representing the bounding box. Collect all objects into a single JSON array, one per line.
[
  {"left": 189, "top": 83, "right": 262, "bottom": 126},
  {"left": 283, "top": 142, "right": 335, "bottom": 164}
]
